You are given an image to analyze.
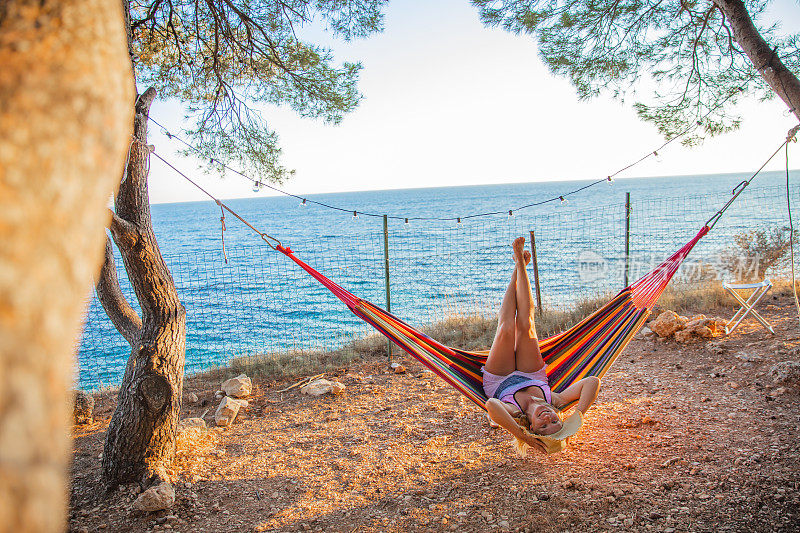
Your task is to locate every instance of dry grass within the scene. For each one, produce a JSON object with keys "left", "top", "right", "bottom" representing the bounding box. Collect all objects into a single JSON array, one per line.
[
  {"left": 656, "top": 278, "right": 799, "bottom": 315},
  {"left": 210, "top": 278, "right": 800, "bottom": 383}
]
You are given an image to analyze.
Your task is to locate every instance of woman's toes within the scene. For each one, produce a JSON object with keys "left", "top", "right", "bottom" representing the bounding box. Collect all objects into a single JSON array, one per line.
[
  {"left": 512, "top": 237, "right": 525, "bottom": 256},
  {"left": 523, "top": 250, "right": 532, "bottom": 265}
]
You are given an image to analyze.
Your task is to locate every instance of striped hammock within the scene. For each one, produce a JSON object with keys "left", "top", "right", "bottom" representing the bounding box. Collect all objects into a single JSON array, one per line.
[{"left": 277, "top": 226, "right": 709, "bottom": 411}]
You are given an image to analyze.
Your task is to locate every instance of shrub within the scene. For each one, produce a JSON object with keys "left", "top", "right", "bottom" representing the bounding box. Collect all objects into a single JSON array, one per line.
[{"left": 719, "top": 227, "right": 798, "bottom": 281}]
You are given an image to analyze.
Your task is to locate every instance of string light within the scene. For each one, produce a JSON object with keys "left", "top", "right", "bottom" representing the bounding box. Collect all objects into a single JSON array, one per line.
[
  {"left": 353, "top": 210, "right": 358, "bottom": 219},
  {"left": 404, "top": 218, "right": 409, "bottom": 224},
  {"left": 147, "top": 63, "right": 761, "bottom": 226},
  {"left": 559, "top": 196, "right": 567, "bottom": 205},
  {"left": 457, "top": 217, "right": 462, "bottom": 225},
  {"left": 508, "top": 210, "right": 513, "bottom": 218},
  {"left": 653, "top": 150, "right": 662, "bottom": 163},
  {"left": 300, "top": 198, "right": 307, "bottom": 207},
  {"left": 252, "top": 180, "right": 261, "bottom": 193}
]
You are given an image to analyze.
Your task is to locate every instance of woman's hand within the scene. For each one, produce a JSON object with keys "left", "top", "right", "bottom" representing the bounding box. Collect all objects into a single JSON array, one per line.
[
  {"left": 552, "top": 376, "right": 601, "bottom": 413},
  {"left": 486, "top": 399, "right": 547, "bottom": 454}
]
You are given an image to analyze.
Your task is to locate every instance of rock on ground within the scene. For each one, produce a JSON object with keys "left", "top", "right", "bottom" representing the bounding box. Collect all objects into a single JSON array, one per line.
[
  {"left": 132, "top": 483, "right": 175, "bottom": 512},
  {"left": 215, "top": 396, "right": 241, "bottom": 426},
  {"left": 649, "top": 311, "right": 726, "bottom": 342},
  {"left": 649, "top": 311, "right": 688, "bottom": 338},
  {"left": 179, "top": 417, "right": 207, "bottom": 430},
  {"left": 300, "top": 378, "right": 345, "bottom": 396},
  {"left": 769, "top": 361, "right": 800, "bottom": 389},
  {"left": 73, "top": 390, "right": 94, "bottom": 425},
  {"left": 221, "top": 374, "right": 252, "bottom": 398}
]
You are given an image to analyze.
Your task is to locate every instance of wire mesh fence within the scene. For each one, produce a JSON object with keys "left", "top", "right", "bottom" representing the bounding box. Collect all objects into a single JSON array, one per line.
[{"left": 76, "top": 182, "right": 800, "bottom": 390}]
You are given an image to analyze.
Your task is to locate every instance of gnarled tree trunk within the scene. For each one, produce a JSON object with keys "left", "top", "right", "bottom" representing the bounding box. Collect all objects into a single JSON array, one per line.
[
  {"left": 713, "top": 0, "right": 800, "bottom": 123},
  {"left": 98, "top": 87, "right": 187, "bottom": 490},
  {"left": 0, "top": 0, "right": 133, "bottom": 529}
]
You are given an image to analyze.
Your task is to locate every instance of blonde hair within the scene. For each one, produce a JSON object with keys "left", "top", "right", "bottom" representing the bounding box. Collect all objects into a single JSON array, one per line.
[{"left": 511, "top": 413, "right": 536, "bottom": 457}]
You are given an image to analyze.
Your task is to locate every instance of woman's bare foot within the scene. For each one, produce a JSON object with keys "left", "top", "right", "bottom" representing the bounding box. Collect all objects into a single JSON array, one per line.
[
  {"left": 512, "top": 237, "right": 525, "bottom": 264},
  {"left": 523, "top": 250, "right": 531, "bottom": 265}
]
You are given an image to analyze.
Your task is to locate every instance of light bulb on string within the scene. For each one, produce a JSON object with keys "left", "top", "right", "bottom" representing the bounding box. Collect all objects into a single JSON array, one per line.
[
  {"left": 353, "top": 210, "right": 359, "bottom": 219},
  {"left": 404, "top": 218, "right": 409, "bottom": 224},
  {"left": 508, "top": 210, "right": 514, "bottom": 219},
  {"left": 653, "top": 150, "right": 662, "bottom": 163},
  {"left": 606, "top": 176, "right": 614, "bottom": 186},
  {"left": 559, "top": 196, "right": 567, "bottom": 206},
  {"left": 299, "top": 198, "right": 307, "bottom": 207},
  {"left": 457, "top": 217, "right": 462, "bottom": 226},
  {"left": 252, "top": 180, "right": 261, "bottom": 193}
]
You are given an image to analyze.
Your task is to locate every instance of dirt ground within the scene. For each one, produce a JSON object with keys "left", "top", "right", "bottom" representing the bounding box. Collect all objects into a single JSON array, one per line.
[{"left": 70, "top": 296, "right": 799, "bottom": 533}]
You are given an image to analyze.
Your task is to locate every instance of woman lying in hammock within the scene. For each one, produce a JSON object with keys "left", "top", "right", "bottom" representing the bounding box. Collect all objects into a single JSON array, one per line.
[{"left": 483, "top": 237, "right": 601, "bottom": 454}]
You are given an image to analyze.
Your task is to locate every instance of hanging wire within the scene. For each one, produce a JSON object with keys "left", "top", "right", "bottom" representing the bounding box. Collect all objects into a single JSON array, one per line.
[
  {"left": 146, "top": 72, "right": 759, "bottom": 223},
  {"left": 704, "top": 129, "right": 799, "bottom": 229},
  {"left": 141, "top": 142, "right": 283, "bottom": 250},
  {"left": 219, "top": 202, "right": 228, "bottom": 264},
  {"left": 785, "top": 127, "right": 800, "bottom": 328}
]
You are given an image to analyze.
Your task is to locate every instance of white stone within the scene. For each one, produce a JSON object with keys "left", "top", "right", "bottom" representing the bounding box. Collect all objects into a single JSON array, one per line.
[
  {"left": 132, "top": 483, "right": 175, "bottom": 512},
  {"left": 179, "top": 417, "right": 206, "bottom": 430},
  {"left": 221, "top": 374, "right": 252, "bottom": 398},
  {"left": 300, "top": 378, "right": 345, "bottom": 396},
  {"left": 215, "top": 396, "right": 241, "bottom": 426}
]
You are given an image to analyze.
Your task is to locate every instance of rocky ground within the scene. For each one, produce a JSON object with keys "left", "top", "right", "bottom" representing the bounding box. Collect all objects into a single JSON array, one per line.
[{"left": 70, "top": 295, "right": 800, "bottom": 533}]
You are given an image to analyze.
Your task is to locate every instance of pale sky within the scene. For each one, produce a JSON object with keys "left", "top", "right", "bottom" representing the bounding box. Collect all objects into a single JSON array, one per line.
[{"left": 146, "top": 0, "right": 800, "bottom": 204}]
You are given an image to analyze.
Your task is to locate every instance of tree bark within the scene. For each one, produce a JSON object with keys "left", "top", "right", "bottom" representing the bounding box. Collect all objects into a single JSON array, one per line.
[
  {"left": 99, "top": 87, "right": 187, "bottom": 490},
  {"left": 96, "top": 236, "right": 143, "bottom": 345},
  {"left": 713, "top": 0, "right": 800, "bottom": 124},
  {"left": 0, "top": 0, "right": 133, "bottom": 530}
]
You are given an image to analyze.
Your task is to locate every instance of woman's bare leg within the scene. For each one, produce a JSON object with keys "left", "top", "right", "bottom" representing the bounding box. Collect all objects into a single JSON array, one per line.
[
  {"left": 484, "top": 262, "right": 519, "bottom": 376},
  {"left": 512, "top": 237, "right": 545, "bottom": 372}
]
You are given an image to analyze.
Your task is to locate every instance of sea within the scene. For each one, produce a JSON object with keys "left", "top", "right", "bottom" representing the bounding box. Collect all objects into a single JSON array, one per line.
[{"left": 76, "top": 170, "right": 800, "bottom": 389}]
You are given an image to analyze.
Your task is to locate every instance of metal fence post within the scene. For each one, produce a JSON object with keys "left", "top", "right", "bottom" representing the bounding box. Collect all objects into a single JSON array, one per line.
[
  {"left": 382, "top": 215, "right": 392, "bottom": 361},
  {"left": 529, "top": 230, "right": 543, "bottom": 314},
  {"left": 625, "top": 192, "right": 631, "bottom": 287}
]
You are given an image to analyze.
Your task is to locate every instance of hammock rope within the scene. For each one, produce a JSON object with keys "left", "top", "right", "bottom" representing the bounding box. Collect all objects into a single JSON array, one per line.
[{"left": 140, "top": 126, "right": 798, "bottom": 411}]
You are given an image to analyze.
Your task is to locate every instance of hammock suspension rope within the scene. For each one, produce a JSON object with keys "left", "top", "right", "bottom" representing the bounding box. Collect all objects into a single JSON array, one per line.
[{"left": 133, "top": 126, "right": 798, "bottom": 411}]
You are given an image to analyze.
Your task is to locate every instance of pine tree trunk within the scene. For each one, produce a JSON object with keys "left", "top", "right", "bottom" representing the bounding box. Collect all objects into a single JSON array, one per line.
[
  {"left": 0, "top": 0, "right": 133, "bottom": 530},
  {"left": 99, "top": 87, "right": 187, "bottom": 490},
  {"left": 713, "top": 0, "right": 800, "bottom": 124}
]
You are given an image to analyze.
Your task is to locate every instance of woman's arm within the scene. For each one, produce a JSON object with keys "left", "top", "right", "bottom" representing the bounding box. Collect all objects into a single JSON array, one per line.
[
  {"left": 551, "top": 376, "right": 601, "bottom": 414},
  {"left": 485, "top": 398, "right": 546, "bottom": 453}
]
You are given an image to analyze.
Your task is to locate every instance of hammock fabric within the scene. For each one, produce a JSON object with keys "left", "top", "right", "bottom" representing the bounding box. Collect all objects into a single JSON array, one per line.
[{"left": 276, "top": 225, "right": 709, "bottom": 411}]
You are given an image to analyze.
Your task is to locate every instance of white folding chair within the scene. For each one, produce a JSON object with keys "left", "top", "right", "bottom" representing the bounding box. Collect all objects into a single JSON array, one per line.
[{"left": 723, "top": 279, "right": 775, "bottom": 335}]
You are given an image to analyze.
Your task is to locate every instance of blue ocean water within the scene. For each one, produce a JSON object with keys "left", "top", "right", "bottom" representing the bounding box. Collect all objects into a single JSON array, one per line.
[{"left": 76, "top": 170, "right": 800, "bottom": 389}]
